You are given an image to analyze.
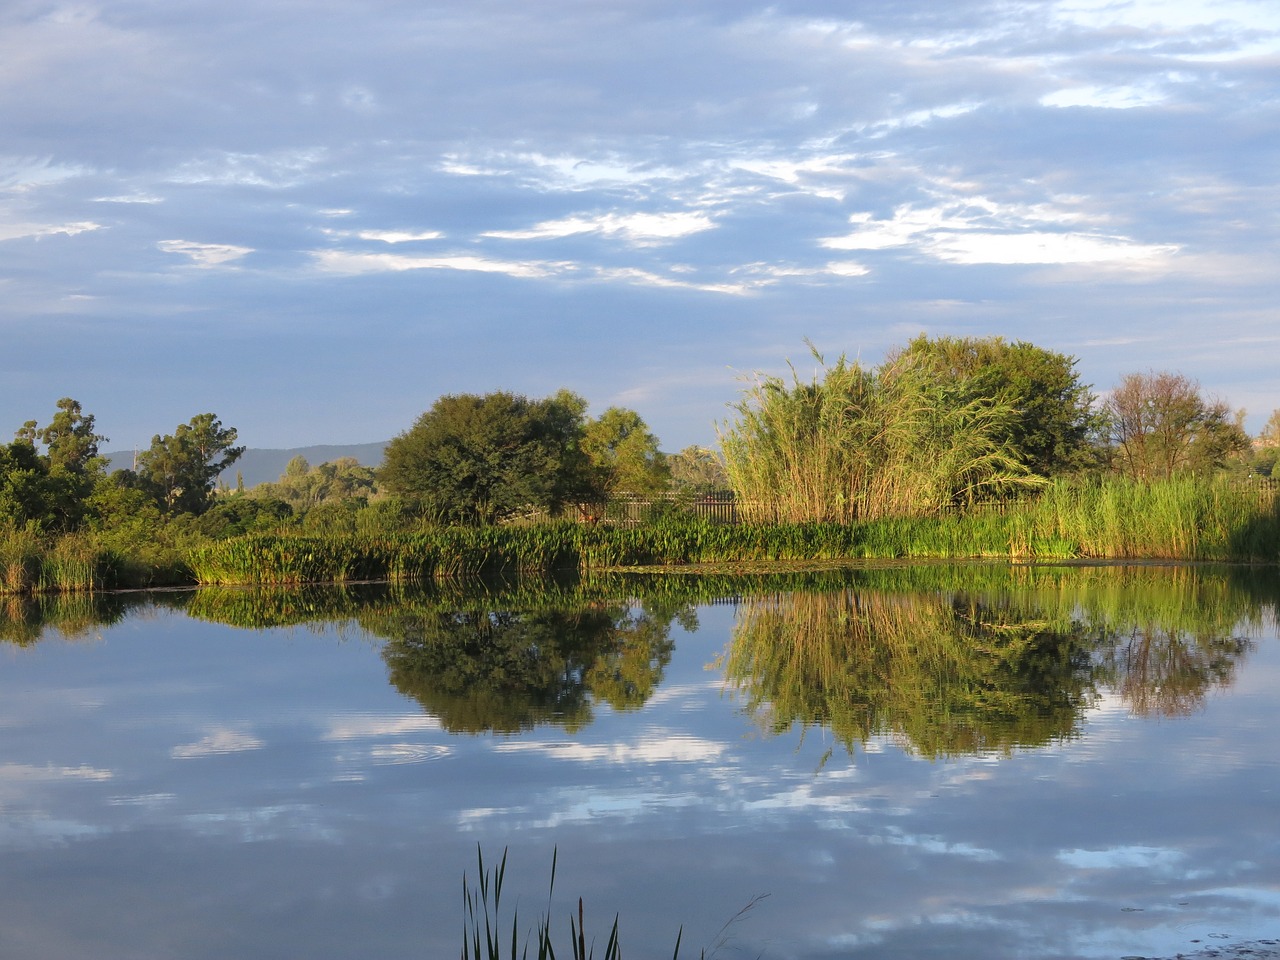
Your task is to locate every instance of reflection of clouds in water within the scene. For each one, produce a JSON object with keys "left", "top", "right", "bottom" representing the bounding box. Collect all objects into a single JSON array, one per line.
[
  {"left": 1058, "top": 845, "right": 1186, "bottom": 871},
  {"left": 0, "top": 815, "right": 107, "bottom": 849},
  {"left": 0, "top": 762, "right": 112, "bottom": 781},
  {"left": 637, "top": 681, "right": 722, "bottom": 710},
  {"left": 171, "top": 728, "right": 263, "bottom": 759},
  {"left": 323, "top": 713, "right": 443, "bottom": 740},
  {"left": 492, "top": 733, "right": 725, "bottom": 765},
  {"left": 183, "top": 804, "right": 341, "bottom": 843}
]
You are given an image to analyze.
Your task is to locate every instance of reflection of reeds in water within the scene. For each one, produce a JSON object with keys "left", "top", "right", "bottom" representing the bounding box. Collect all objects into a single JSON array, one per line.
[
  {"left": 723, "top": 589, "right": 1090, "bottom": 759},
  {"left": 722, "top": 572, "right": 1265, "bottom": 758}
]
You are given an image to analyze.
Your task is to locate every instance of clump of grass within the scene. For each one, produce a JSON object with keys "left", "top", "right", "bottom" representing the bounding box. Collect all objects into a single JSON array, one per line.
[{"left": 0, "top": 528, "right": 43, "bottom": 594}]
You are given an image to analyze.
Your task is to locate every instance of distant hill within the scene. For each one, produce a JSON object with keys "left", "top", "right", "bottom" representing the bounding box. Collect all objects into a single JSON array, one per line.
[{"left": 104, "top": 442, "right": 389, "bottom": 489}]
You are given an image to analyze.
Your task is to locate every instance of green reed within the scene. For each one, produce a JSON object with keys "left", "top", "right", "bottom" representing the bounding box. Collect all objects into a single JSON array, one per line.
[{"left": 462, "top": 847, "right": 702, "bottom": 960}]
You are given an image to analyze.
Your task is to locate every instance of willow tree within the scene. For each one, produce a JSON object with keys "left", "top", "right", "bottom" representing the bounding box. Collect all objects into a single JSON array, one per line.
[{"left": 718, "top": 347, "right": 1041, "bottom": 523}]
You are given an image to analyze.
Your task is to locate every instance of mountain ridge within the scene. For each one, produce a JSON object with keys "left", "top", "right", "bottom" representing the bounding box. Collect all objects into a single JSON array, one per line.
[{"left": 103, "top": 442, "right": 389, "bottom": 489}]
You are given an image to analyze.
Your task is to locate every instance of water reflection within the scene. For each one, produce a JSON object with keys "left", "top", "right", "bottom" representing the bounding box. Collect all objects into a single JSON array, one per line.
[
  {"left": 2, "top": 565, "right": 1273, "bottom": 752},
  {"left": 722, "top": 565, "right": 1264, "bottom": 758},
  {"left": 366, "top": 603, "right": 677, "bottom": 733}
]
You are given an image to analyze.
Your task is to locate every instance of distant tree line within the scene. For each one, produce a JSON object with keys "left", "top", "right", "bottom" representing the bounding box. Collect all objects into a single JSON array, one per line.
[{"left": 2, "top": 333, "right": 1277, "bottom": 552}]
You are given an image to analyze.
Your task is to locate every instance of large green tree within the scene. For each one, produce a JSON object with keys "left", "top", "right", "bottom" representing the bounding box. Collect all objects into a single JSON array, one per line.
[
  {"left": 893, "top": 335, "right": 1100, "bottom": 476},
  {"left": 380, "top": 390, "right": 599, "bottom": 525},
  {"left": 580, "top": 407, "right": 670, "bottom": 496},
  {"left": 135, "top": 413, "right": 244, "bottom": 514}
]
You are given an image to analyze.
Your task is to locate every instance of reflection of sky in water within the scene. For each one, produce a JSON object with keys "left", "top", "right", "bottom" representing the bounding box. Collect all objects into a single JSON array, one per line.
[{"left": 0, "top": 598, "right": 1276, "bottom": 960}]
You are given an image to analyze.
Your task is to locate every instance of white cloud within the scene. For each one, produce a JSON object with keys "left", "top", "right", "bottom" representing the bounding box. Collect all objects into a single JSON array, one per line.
[
  {"left": 168, "top": 149, "right": 327, "bottom": 188},
  {"left": 0, "top": 219, "right": 101, "bottom": 241},
  {"left": 313, "top": 249, "right": 567, "bottom": 279},
  {"left": 927, "top": 231, "right": 1179, "bottom": 265},
  {"left": 1041, "top": 83, "right": 1169, "bottom": 110},
  {"left": 356, "top": 229, "right": 444, "bottom": 243},
  {"left": 590, "top": 265, "right": 754, "bottom": 295},
  {"left": 822, "top": 196, "right": 1178, "bottom": 266},
  {"left": 484, "top": 210, "right": 715, "bottom": 245},
  {"left": 157, "top": 239, "right": 253, "bottom": 266}
]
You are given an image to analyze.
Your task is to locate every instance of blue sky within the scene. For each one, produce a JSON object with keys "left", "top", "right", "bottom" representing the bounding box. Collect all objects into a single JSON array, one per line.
[{"left": 3, "top": 0, "right": 1278, "bottom": 452}]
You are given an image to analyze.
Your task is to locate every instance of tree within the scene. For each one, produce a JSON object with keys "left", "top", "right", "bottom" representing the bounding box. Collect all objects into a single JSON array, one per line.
[
  {"left": 0, "top": 399, "right": 107, "bottom": 532},
  {"left": 1260, "top": 409, "right": 1280, "bottom": 449},
  {"left": 668, "top": 445, "right": 729, "bottom": 492},
  {"left": 380, "top": 391, "right": 599, "bottom": 525},
  {"left": 135, "top": 413, "right": 244, "bottom": 514},
  {"left": 892, "top": 335, "right": 1100, "bottom": 476},
  {"left": 1251, "top": 409, "right": 1280, "bottom": 477},
  {"left": 580, "top": 407, "right": 669, "bottom": 495},
  {"left": 1104, "top": 372, "right": 1249, "bottom": 480}
]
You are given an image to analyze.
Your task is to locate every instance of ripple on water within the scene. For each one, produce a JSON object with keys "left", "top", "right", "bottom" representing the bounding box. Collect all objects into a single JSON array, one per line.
[{"left": 367, "top": 742, "right": 452, "bottom": 765}]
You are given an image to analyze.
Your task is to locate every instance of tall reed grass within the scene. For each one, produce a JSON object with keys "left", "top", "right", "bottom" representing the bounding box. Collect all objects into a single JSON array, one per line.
[
  {"left": 461, "top": 847, "right": 697, "bottom": 960},
  {"left": 718, "top": 348, "right": 1041, "bottom": 523}
]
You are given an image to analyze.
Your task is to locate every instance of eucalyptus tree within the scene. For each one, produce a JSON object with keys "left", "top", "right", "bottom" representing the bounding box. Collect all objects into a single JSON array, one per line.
[
  {"left": 1, "top": 398, "right": 107, "bottom": 531},
  {"left": 135, "top": 413, "right": 244, "bottom": 514}
]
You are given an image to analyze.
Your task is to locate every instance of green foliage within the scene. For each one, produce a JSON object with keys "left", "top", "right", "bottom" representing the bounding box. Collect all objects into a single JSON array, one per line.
[
  {"left": 580, "top": 407, "right": 670, "bottom": 495},
  {"left": 721, "top": 566, "right": 1262, "bottom": 759},
  {"left": 718, "top": 345, "right": 1042, "bottom": 523},
  {"left": 135, "top": 412, "right": 244, "bottom": 515},
  {"left": 0, "top": 398, "right": 108, "bottom": 532},
  {"left": 252, "top": 456, "right": 378, "bottom": 510},
  {"left": 373, "top": 600, "right": 675, "bottom": 733},
  {"left": 894, "top": 335, "right": 1100, "bottom": 476},
  {"left": 195, "top": 496, "right": 294, "bottom": 538},
  {"left": 381, "top": 391, "right": 600, "bottom": 525}
]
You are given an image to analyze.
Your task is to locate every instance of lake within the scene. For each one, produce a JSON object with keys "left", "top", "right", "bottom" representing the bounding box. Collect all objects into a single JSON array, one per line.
[{"left": 1, "top": 564, "right": 1277, "bottom": 960}]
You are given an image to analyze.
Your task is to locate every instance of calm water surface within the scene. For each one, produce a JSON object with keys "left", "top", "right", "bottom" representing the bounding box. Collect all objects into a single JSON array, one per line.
[{"left": 1, "top": 565, "right": 1277, "bottom": 960}]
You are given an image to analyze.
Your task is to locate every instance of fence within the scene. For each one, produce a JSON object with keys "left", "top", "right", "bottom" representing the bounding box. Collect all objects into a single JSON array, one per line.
[
  {"left": 606, "top": 491, "right": 740, "bottom": 524},
  {"left": 523, "top": 476, "right": 1279, "bottom": 527}
]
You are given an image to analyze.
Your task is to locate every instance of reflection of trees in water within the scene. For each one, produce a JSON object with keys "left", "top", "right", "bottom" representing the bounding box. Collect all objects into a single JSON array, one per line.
[
  {"left": 723, "top": 577, "right": 1260, "bottom": 759},
  {"left": 368, "top": 604, "right": 677, "bottom": 734},
  {"left": 1099, "top": 625, "right": 1252, "bottom": 718},
  {"left": 723, "top": 590, "right": 1096, "bottom": 759},
  {"left": 0, "top": 591, "right": 149, "bottom": 645}
]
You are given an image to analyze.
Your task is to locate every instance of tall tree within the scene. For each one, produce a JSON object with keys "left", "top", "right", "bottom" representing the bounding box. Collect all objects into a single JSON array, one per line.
[
  {"left": 1104, "top": 371, "right": 1249, "bottom": 480},
  {"left": 892, "top": 335, "right": 1100, "bottom": 476},
  {"left": 1, "top": 399, "right": 107, "bottom": 531},
  {"left": 580, "top": 407, "right": 670, "bottom": 496},
  {"left": 135, "top": 413, "right": 244, "bottom": 514},
  {"left": 380, "top": 391, "right": 599, "bottom": 525}
]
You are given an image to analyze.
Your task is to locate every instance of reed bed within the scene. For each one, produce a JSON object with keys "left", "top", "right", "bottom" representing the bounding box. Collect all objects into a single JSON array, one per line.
[
  {"left": 718, "top": 349, "right": 1041, "bottom": 524},
  {"left": 4, "top": 475, "right": 1277, "bottom": 595}
]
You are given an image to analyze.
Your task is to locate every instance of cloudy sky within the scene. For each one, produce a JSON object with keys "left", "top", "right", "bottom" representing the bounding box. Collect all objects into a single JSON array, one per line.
[{"left": 3, "top": 0, "right": 1278, "bottom": 452}]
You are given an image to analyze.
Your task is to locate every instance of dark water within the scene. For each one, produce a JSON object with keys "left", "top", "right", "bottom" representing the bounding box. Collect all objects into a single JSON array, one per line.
[{"left": 0, "top": 565, "right": 1277, "bottom": 959}]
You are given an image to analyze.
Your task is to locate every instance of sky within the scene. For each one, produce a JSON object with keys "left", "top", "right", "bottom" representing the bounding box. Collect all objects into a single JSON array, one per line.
[{"left": 3, "top": 0, "right": 1279, "bottom": 453}]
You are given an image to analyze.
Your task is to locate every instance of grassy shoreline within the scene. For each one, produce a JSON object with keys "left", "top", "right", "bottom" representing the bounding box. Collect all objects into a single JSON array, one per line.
[{"left": 3, "top": 476, "right": 1276, "bottom": 594}]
